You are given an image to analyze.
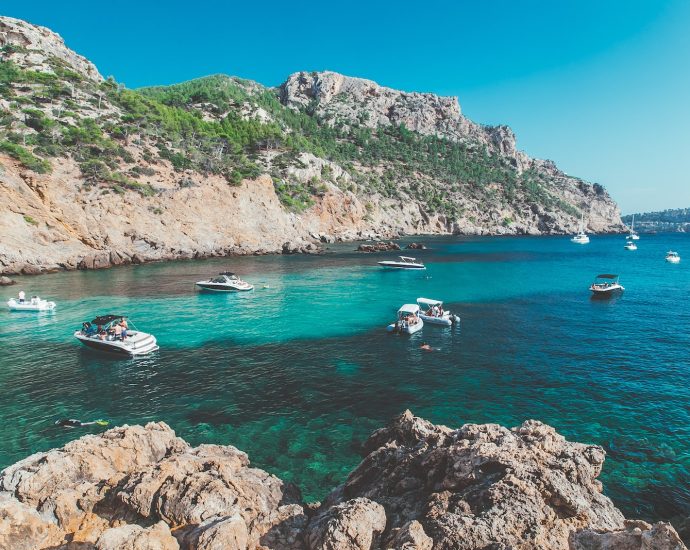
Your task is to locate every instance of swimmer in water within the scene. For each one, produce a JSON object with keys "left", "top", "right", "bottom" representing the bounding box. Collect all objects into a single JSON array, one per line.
[
  {"left": 55, "top": 419, "right": 109, "bottom": 428},
  {"left": 420, "top": 342, "right": 433, "bottom": 351}
]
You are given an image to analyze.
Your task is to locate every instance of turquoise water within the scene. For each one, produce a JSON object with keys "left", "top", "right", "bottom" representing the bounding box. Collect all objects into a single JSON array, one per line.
[{"left": 1, "top": 234, "right": 690, "bottom": 521}]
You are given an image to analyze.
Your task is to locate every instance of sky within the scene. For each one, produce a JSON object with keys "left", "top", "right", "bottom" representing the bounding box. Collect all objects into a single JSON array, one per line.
[{"left": 3, "top": 0, "right": 689, "bottom": 214}]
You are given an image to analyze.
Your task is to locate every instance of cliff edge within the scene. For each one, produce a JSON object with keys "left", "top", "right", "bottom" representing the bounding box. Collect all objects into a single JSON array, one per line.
[{"left": 0, "top": 412, "right": 683, "bottom": 549}]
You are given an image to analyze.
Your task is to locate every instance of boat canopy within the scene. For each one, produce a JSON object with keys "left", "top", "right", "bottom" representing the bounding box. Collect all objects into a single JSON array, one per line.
[
  {"left": 219, "top": 271, "right": 236, "bottom": 276},
  {"left": 417, "top": 297, "right": 442, "bottom": 307},
  {"left": 398, "top": 304, "right": 420, "bottom": 314},
  {"left": 90, "top": 315, "right": 125, "bottom": 326},
  {"left": 595, "top": 274, "right": 618, "bottom": 279},
  {"left": 399, "top": 256, "right": 417, "bottom": 262}
]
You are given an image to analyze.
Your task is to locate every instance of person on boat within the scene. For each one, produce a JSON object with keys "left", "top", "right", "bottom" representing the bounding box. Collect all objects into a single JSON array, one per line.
[
  {"left": 18, "top": 290, "right": 25, "bottom": 303},
  {"left": 113, "top": 323, "right": 123, "bottom": 341},
  {"left": 120, "top": 319, "right": 128, "bottom": 340}
]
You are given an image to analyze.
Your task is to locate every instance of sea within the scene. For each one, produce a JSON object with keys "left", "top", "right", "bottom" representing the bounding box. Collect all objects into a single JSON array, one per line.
[{"left": 1, "top": 233, "right": 689, "bottom": 522}]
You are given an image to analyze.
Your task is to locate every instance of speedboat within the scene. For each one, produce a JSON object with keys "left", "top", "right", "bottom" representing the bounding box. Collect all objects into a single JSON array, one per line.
[
  {"left": 195, "top": 272, "right": 254, "bottom": 292},
  {"left": 387, "top": 304, "right": 424, "bottom": 334},
  {"left": 624, "top": 240, "right": 637, "bottom": 251},
  {"left": 589, "top": 274, "right": 624, "bottom": 296},
  {"left": 74, "top": 315, "right": 159, "bottom": 356},
  {"left": 666, "top": 251, "right": 681, "bottom": 263},
  {"left": 571, "top": 212, "right": 590, "bottom": 244},
  {"left": 7, "top": 295, "right": 55, "bottom": 311},
  {"left": 378, "top": 256, "right": 426, "bottom": 270},
  {"left": 416, "top": 298, "right": 460, "bottom": 326}
]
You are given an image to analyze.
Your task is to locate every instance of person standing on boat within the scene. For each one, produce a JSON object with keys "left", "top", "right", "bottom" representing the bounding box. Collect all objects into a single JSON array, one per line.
[
  {"left": 120, "top": 319, "right": 128, "bottom": 340},
  {"left": 18, "top": 290, "right": 25, "bottom": 303},
  {"left": 113, "top": 323, "right": 123, "bottom": 341}
]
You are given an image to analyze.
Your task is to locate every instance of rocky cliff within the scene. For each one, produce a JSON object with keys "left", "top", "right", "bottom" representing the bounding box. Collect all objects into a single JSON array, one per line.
[
  {"left": 0, "top": 412, "right": 684, "bottom": 550},
  {"left": 0, "top": 16, "right": 624, "bottom": 275}
]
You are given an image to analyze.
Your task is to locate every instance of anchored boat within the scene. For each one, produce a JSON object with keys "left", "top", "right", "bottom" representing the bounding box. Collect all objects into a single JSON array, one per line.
[
  {"left": 74, "top": 315, "right": 159, "bottom": 356},
  {"left": 624, "top": 239, "right": 637, "bottom": 251},
  {"left": 416, "top": 298, "right": 460, "bottom": 326},
  {"left": 387, "top": 304, "right": 424, "bottom": 334},
  {"left": 666, "top": 251, "right": 681, "bottom": 263},
  {"left": 571, "top": 212, "right": 590, "bottom": 244},
  {"left": 7, "top": 295, "right": 56, "bottom": 312},
  {"left": 195, "top": 272, "right": 254, "bottom": 292},
  {"left": 378, "top": 256, "right": 426, "bottom": 270},
  {"left": 589, "top": 274, "right": 624, "bottom": 296}
]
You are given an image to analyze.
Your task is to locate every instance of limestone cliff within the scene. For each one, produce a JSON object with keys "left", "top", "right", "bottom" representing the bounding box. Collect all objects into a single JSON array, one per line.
[
  {"left": 0, "top": 16, "right": 624, "bottom": 275},
  {"left": 0, "top": 412, "right": 683, "bottom": 549}
]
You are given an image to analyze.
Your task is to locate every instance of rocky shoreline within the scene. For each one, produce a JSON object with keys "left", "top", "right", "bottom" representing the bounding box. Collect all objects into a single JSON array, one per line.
[{"left": 0, "top": 411, "right": 684, "bottom": 549}]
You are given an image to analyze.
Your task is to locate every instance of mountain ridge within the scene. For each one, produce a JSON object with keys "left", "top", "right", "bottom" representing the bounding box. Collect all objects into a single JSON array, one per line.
[{"left": 0, "top": 16, "right": 624, "bottom": 275}]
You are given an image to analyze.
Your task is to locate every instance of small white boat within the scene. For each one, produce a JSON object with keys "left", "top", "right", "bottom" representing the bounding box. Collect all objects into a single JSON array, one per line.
[
  {"left": 74, "top": 315, "right": 159, "bottom": 356},
  {"left": 666, "top": 251, "right": 681, "bottom": 263},
  {"left": 571, "top": 212, "right": 590, "bottom": 244},
  {"left": 589, "top": 274, "right": 624, "bottom": 296},
  {"left": 378, "top": 256, "right": 426, "bottom": 270},
  {"left": 195, "top": 272, "right": 254, "bottom": 292},
  {"left": 416, "top": 298, "right": 460, "bottom": 326},
  {"left": 7, "top": 296, "right": 56, "bottom": 311},
  {"left": 387, "top": 304, "right": 424, "bottom": 334},
  {"left": 624, "top": 240, "right": 637, "bottom": 251}
]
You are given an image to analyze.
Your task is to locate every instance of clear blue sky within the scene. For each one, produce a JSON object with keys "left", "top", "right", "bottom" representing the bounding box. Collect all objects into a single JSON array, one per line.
[{"left": 4, "top": 0, "right": 689, "bottom": 214}]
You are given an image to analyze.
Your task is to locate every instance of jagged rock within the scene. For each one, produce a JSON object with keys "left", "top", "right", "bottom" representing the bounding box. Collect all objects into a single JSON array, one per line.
[
  {"left": 307, "top": 498, "right": 386, "bottom": 550},
  {"left": 95, "top": 521, "right": 179, "bottom": 550},
  {"left": 570, "top": 520, "right": 686, "bottom": 549},
  {"left": 386, "top": 520, "right": 433, "bottom": 550},
  {"left": 0, "top": 414, "right": 683, "bottom": 550},
  {"left": 405, "top": 243, "right": 427, "bottom": 250},
  {"left": 356, "top": 241, "right": 401, "bottom": 252},
  {"left": 0, "top": 275, "right": 14, "bottom": 285},
  {"left": 334, "top": 410, "right": 636, "bottom": 549}
]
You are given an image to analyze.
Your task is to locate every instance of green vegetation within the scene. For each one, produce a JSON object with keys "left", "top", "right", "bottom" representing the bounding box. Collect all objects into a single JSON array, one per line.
[
  {"left": 0, "top": 56, "right": 589, "bottom": 217},
  {"left": 23, "top": 214, "right": 38, "bottom": 225}
]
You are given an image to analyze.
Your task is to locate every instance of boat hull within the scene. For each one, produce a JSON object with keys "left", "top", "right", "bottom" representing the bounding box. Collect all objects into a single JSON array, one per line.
[
  {"left": 419, "top": 313, "right": 459, "bottom": 326},
  {"left": 667, "top": 258, "right": 680, "bottom": 263},
  {"left": 7, "top": 299, "right": 55, "bottom": 311},
  {"left": 387, "top": 320, "right": 424, "bottom": 334},
  {"left": 378, "top": 262, "right": 426, "bottom": 270},
  {"left": 195, "top": 282, "right": 254, "bottom": 292},
  {"left": 74, "top": 330, "right": 159, "bottom": 356}
]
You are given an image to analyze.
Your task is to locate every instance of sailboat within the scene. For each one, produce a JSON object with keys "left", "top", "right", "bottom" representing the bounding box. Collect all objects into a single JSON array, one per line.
[
  {"left": 571, "top": 212, "right": 590, "bottom": 244},
  {"left": 628, "top": 214, "right": 640, "bottom": 240}
]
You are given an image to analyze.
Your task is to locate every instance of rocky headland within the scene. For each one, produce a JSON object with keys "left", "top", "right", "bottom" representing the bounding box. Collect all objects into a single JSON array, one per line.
[
  {"left": 0, "top": 16, "right": 624, "bottom": 276},
  {"left": 0, "top": 411, "right": 684, "bottom": 549}
]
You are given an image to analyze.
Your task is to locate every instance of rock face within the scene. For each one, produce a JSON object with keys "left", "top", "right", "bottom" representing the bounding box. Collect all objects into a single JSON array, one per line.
[
  {"left": 0, "top": 413, "right": 684, "bottom": 549},
  {"left": 0, "top": 17, "right": 625, "bottom": 275},
  {"left": 356, "top": 241, "right": 401, "bottom": 252}
]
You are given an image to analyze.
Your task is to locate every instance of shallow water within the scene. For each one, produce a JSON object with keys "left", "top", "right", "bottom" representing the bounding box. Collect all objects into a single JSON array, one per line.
[{"left": 1, "top": 234, "right": 689, "bottom": 520}]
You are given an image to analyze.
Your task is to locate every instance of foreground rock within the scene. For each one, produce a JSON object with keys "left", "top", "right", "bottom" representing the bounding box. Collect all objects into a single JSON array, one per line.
[{"left": 0, "top": 413, "right": 683, "bottom": 549}]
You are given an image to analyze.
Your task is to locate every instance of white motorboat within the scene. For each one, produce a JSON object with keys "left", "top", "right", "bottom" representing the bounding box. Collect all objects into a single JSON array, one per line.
[
  {"left": 387, "top": 304, "right": 424, "bottom": 334},
  {"left": 589, "top": 274, "right": 624, "bottom": 296},
  {"left": 628, "top": 214, "right": 640, "bottom": 240},
  {"left": 416, "top": 297, "right": 460, "bottom": 326},
  {"left": 624, "top": 240, "right": 637, "bottom": 251},
  {"left": 195, "top": 272, "right": 254, "bottom": 292},
  {"left": 571, "top": 212, "right": 590, "bottom": 244},
  {"left": 74, "top": 315, "right": 159, "bottom": 356},
  {"left": 666, "top": 251, "right": 681, "bottom": 263},
  {"left": 378, "top": 256, "right": 426, "bottom": 270},
  {"left": 7, "top": 295, "right": 55, "bottom": 311}
]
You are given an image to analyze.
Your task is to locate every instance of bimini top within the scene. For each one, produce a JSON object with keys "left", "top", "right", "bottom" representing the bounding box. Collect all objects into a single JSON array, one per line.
[
  {"left": 399, "top": 256, "right": 417, "bottom": 262},
  {"left": 398, "top": 304, "right": 420, "bottom": 314},
  {"left": 219, "top": 271, "right": 236, "bottom": 276},
  {"left": 595, "top": 274, "right": 618, "bottom": 279},
  {"left": 90, "top": 315, "right": 125, "bottom": 326},
  {"left": 417, "top": 297, "right": 442, "bottom": 307}
]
